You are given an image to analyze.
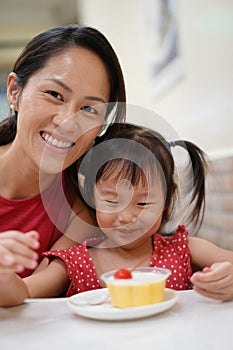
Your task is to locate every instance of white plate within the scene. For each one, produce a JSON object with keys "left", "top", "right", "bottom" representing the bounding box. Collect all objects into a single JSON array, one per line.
[{"left": 67, "top": 288, "right": 178, "bottom": 321}]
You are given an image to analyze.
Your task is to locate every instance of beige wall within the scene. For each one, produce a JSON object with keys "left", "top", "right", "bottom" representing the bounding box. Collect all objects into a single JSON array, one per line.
[
  {"left": 78, "top": 0, "right": 233, "bottom": 155},
  {"left": 1, "top": 0, "right": 232, "bottom": 155}
]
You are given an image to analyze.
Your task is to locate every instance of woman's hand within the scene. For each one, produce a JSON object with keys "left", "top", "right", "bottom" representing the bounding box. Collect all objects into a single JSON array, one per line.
[
  {"left": 0, "top": 230, "right": 39, "bottom": 281},
  {"left": 190, "top": 261, "right": 233, "bottom": 301}
]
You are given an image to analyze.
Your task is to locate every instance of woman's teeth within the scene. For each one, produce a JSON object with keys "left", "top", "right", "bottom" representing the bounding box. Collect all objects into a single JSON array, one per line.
[{"left": 41, "top": 132, "right": 73, "bottom": 149}]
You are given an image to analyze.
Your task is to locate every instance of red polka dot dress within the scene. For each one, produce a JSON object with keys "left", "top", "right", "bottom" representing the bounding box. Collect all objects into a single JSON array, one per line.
[
  {"left": 44, "top": 225, "right": 192, "bottom": 297},
  {"left": 150, "top": 225, "right": 192, "bottom": 290}
]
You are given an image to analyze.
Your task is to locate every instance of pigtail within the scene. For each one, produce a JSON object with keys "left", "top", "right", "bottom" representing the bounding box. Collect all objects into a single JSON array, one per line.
[{"left": 172, "top": 140, "right": 208, "bottom": 232}]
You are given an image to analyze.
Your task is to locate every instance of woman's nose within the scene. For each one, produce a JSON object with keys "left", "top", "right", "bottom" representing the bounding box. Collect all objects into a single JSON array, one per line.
[
  {"left": 52, "top": 110, "right": 76, "bottom": 127},
  {"left": 52, "top": 108, "right": 82, "bottom": 135}
]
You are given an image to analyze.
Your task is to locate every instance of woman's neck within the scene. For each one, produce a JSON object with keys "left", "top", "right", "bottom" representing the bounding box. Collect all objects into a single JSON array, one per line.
[{"left": 0, "top": 143, "right": 58, "bottom": 199}]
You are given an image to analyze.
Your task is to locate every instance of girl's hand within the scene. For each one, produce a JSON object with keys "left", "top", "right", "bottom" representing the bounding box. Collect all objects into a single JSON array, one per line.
[
  {"left": 0, "top": 231, "right": 39, "bottom": 281},
  {"left": 190, "top": 262, "right": 233, "bottom": 301}
]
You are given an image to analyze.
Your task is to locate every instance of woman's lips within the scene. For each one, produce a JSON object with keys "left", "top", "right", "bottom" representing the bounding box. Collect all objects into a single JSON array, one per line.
[{"left": 40, "top": 131, "right": 75, "bottom": 150}]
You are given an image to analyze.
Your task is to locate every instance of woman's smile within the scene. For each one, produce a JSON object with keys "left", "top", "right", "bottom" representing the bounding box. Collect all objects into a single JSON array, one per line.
[{"left": 41, "top": 131, "right": 75, "bottom": 152}]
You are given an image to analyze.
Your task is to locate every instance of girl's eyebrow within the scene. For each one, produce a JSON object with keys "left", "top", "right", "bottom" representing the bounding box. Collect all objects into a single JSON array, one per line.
[
  {"left": 46, "top": 78, "right": 106, "bottom": 103},
  {"left": 99, "top": 187, "right": 153, "bottom": 197},
  {"left": 98, "top": 188, "right": 117, "bottom": 195}
]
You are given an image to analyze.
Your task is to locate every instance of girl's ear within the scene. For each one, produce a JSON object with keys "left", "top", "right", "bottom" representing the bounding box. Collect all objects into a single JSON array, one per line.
[{"left": 7, "top": 72, "right": 21, "bottom": 111}]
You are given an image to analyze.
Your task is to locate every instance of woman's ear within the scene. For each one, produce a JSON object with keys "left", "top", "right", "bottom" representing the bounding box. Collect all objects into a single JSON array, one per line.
[{"left": 7, "top": 72, "right": 20, "bottom": 111}]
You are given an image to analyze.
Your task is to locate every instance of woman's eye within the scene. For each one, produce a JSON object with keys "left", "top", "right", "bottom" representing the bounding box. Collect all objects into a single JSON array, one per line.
[
  {"left": 81, "top": 106, "right": 98, "bottom": 115},
  {"left": 138, "top": 202, "right": 155, "bottom": 207},
  {"left": 47, "top": 91, "right": 63, "bottom": 100},
  {"left": 138, "top": 202, "right": 151, "bottom": 207}
]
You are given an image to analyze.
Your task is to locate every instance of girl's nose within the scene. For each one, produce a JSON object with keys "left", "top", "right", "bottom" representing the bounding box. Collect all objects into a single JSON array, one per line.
[{"left": 118, "top": 209, "right": 137, "bottom": 224}]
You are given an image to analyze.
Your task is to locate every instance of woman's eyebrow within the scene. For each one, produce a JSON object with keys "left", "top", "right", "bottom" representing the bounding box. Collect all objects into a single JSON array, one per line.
[
  {"left": 46, "top": 78, "right": 106, "bottom": 103},
  {"left": 46, "top": 78, "right": 72, "bottom": 93},
  {"left": 84, "top": 95, "right": 106, "bottom": 104}
]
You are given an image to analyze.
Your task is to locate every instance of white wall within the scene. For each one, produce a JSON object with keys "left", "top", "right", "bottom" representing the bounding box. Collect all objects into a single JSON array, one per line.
[{"left": 78, "top": 0, "right": 233, "bottom": 155}]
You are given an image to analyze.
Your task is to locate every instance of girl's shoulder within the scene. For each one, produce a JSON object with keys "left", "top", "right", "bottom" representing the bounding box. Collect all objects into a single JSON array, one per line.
[
  {"left": 153, "top": 225, "right": 191, "bottom": 257},
  {"left": 44, "top": 236, "right": 105, "bottom": 262},
  {"left": 154, "top": 225, "right": 189, "bottom": 245}
]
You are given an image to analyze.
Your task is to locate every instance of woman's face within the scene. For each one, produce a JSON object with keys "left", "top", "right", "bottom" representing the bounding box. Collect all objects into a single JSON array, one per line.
[{"left": 8, "top": 47, "right": 110, "bottom": 174}]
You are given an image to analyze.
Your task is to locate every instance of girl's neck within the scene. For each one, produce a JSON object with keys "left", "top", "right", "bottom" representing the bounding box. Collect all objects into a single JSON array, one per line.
[{"left": 93, "top": 235, "right": 154, "bottom": 275}]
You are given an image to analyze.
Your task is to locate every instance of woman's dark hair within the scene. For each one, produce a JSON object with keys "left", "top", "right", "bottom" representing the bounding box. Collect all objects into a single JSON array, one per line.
[
  {"left": 0, "top": 24, "right": 126, "bottom": 145},
  {"left": 79, "top": 123, "right": 207, "bottom": 234},
  {"left": 0, "top": 24, "right": 126, "bottom": 193}
]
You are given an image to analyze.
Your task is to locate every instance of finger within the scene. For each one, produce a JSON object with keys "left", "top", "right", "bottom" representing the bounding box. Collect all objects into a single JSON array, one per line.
[
  {"left": 193, "top": 274, "right": 233, "bottom": 292},
  {"left": 191, "top": 269, "right": 227, "bottom": 284},
  {"left": 0, "top": 231, "right": 39, "bottom": 258},
  {"left": 24, "top": 231, "right": 40, "bottom": 249},
  {"left": 0, "top": 242, "right": 38, "bottom": 271},
  {"left": 0, "top": 231, "right": 39, "bottom": 249},
  {"left": 2, "top": 239, "right": 38, "bottom": 260},
  {"left": 193, "top": 285, "right": 232, "bottom": 302},
  {"left": 0, "top": 245, "right": 15, "bottom": 266},
  {"left": 193, "top": 285, "right": 224, "bottom": 300},
  {"left": 0, "top": 230, "right": 40, "bottom": 250}
]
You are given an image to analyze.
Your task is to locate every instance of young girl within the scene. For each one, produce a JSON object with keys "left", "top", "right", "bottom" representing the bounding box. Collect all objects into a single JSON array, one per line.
[{"left": 1, "top": 123, "right": 233, "bottom": 306}]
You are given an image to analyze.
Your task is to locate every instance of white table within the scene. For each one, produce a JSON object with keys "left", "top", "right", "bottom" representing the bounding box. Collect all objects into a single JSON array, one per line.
[{"left": 0, "top": 290, "right": 232, "bottom": 350}]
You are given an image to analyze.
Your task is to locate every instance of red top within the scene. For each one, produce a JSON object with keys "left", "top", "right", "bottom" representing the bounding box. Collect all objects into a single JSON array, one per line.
[
  {"left": 44, "top": 225, "right": 192, "bottom": 297},
  {"left": 0, "top": 173, "right": 74, "bottom": 277}
]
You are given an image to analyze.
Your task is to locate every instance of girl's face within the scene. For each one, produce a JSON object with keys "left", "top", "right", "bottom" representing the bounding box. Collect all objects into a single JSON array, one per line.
[
  {"left": 7, "top": 47, "right": 110, "bottom": 174},
  {"left": 93, "top": 176, "right": 165, "bottom": 249}
]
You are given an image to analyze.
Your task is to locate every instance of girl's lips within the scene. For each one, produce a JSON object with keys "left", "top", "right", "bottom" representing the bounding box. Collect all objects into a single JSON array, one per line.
[
  {"left": 40, "top": 131, "right": 75, "bottom": 150},
  {"left": 116, "top": 228, "right": 136, "bottom": 234}
]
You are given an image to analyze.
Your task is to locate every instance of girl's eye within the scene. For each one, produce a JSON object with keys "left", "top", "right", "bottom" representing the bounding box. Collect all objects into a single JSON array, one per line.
[
  {"left": 81, "top": 105, "right": 98, "bottom": 115},
  {"left": 47, "top": 91, "right": 63, "bottom": 100},
  {"left": 106, "top": 200, "right": 118, "bottom": 205}
]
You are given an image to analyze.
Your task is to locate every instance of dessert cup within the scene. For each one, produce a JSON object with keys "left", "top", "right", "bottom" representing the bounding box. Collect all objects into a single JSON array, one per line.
[{"left": 101, "top": 267, "right": 171, "bottom": 308}]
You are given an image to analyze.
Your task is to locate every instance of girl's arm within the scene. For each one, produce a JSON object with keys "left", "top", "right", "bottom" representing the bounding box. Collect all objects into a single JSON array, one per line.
[
  {"left": 0, "top": 258, "right": 69, "bottom": 307},
  {"left": 188, "top": 236, "right": 233, "bottom": 301}
]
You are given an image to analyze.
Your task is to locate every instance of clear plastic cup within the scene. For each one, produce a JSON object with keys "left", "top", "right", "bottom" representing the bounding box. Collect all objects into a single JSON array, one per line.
[{"left": 101, "top": 267, "right": 171, "bottom": 308}]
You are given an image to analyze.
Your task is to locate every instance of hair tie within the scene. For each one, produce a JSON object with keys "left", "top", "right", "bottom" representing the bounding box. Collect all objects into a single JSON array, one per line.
[{"left": 169, "top": 141, "right": 176, "bottom": 148}]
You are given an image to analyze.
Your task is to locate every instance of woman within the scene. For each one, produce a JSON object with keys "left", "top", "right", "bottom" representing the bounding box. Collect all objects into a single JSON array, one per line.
[{"left": 0, "top": 24, "right": 126, "bottom": 278}]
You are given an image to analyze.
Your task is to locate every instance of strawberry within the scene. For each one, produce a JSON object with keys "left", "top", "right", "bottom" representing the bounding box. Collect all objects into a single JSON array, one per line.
[{"left": 114, "top": 268, "right": 132, "bottom": 279}]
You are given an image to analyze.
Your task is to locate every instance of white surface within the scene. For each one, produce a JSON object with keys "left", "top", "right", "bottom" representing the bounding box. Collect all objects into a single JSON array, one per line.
[
  {"left": 1, "top": 290, "right": 233, "bottom": 350},
  {"left": 67, "top": 288, "right": 178, "bottom": 321}
]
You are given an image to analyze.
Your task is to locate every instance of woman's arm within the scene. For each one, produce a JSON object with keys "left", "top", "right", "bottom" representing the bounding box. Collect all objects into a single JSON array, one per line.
[
  {"left": 0, "top": 258, "right": 69, "bottom": 307},
  {"left": 0, "top": 231, "right": 39, "bottom": 276}
]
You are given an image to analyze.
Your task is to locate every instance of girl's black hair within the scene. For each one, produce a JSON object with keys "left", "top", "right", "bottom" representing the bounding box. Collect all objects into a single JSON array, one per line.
[
  {"left": 0, "top": 24, "right": 126, "bottom": 193},
  {"left": 79, "top": 123, "right": 207, "bottom": 234}
]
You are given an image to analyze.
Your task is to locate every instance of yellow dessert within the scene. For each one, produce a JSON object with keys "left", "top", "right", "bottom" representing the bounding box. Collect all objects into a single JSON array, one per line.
[{"left": 101, "top": 267, "right": 171, "bottom": 308}]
